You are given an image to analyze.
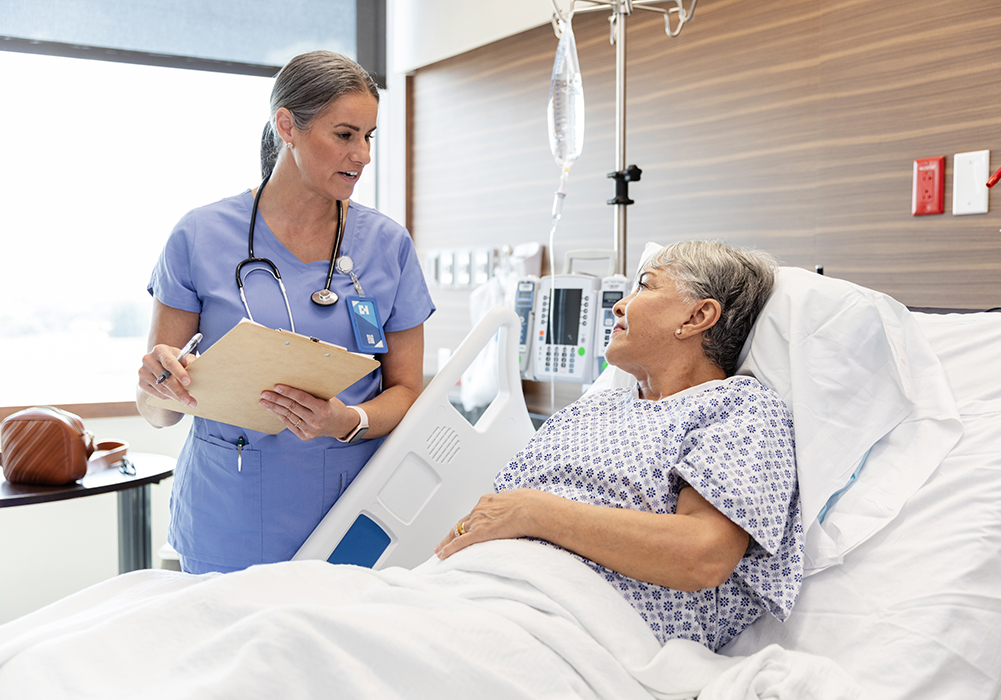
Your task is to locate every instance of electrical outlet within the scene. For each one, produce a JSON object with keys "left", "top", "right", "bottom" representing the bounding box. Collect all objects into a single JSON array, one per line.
[{"left": 912, "top": 156, "right": 945, "bottom": 215}]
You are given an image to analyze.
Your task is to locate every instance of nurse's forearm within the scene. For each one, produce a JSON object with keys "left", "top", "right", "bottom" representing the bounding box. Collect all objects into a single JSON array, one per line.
[
  {"left": 136, "top": 385, "right": 185, "bottom": 428},
  {"left": 352, "top": 383, "right": 420, "bottom": 439},
  {"left": 354, "top": 325, "right": 424, "bottom": 439}
]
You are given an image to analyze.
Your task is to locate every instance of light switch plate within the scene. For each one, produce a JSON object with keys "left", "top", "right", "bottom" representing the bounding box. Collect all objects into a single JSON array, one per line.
[{"left": 952, "top": 149, "right": 990, "bottom": 215}]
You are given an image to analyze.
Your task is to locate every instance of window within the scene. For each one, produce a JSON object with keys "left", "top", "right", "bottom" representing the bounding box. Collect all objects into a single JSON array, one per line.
[
  {"left": 0, "top": 0, "right": 370, "bottom": 78},
  {"left": 0, "top": 50, "right": 378, "bottom": 407}
]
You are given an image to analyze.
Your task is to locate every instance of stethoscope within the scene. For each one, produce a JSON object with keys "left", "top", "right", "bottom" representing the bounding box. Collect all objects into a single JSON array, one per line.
[{"left": 235, "top": 172, "right": 363, "bottom": 332}]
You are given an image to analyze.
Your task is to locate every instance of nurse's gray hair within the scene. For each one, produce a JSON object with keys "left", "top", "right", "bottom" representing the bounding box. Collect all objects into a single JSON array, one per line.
[
  {"left": 644, "top": 240, "right": 777, "bottom": 376},
  {"left": 261, "top": 51, "right": 380, "bottom": 178}
]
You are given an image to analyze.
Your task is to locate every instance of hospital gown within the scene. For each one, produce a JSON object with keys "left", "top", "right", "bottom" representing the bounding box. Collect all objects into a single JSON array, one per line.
[{"left": 494, "top": 376, "right": 802, "bottom": 650}]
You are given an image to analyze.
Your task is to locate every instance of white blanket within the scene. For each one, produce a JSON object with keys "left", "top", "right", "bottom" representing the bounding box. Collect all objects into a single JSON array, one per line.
[{"left": 0, "top": 541, "right": 858, "bottom": 699}]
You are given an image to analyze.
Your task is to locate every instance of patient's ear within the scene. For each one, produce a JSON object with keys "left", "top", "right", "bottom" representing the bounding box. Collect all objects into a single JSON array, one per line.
[{"left": 681, "top": 299, "right": 722, "bottom": 337}]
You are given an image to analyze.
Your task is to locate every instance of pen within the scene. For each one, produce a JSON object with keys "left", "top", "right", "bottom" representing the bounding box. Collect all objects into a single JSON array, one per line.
[{"left": 156, "top": 333, "right": 203, "bottom": 385}]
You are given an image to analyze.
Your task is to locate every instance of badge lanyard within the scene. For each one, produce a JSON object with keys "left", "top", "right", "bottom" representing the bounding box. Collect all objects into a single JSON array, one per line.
[{"left": 336, "top": 256, "right": 387, "bottom": 353}]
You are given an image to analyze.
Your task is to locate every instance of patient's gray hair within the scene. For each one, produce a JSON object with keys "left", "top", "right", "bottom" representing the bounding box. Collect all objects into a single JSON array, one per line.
[{"left": 644, "top": 241, "right": 777, "bottom": 376}]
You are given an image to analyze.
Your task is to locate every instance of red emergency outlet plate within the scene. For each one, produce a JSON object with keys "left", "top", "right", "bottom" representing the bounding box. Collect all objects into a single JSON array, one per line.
[{"left": 912, "top": 156, "right": 945, "bottom": 215}]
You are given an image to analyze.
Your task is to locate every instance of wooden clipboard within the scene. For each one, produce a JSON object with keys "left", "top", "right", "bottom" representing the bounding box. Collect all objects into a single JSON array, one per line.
[{"left": 146, "top": 320, "right": 381, "bottom": 434}]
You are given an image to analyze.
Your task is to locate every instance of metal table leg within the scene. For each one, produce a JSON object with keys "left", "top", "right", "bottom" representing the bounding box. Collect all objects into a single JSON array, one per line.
[{"left": 117, "top": 485, "right": 152, "bottom": 573}]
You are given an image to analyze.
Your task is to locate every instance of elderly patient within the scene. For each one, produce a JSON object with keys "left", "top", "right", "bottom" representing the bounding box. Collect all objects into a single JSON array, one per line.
[{"left": 437, "top": 240, "right": 802, "bottom": 651}]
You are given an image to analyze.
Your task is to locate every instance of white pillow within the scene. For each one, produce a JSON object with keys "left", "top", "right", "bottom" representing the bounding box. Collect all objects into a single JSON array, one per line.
[
  {"left": 589, "top": 248, "right": 962, "bottom": 574},
  {"left": 736, "top": 267, "right": 961, "bottom": 572}
]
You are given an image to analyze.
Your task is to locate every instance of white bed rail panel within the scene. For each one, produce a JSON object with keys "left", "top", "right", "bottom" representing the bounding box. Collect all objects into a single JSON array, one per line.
[{"left": 293, "top": 306, "right": 537, "bottom": 570}]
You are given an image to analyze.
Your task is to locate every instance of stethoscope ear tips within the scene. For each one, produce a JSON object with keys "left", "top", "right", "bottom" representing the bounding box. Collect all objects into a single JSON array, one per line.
[{"left": 311, "top": 289, "right": 339, "bottom": 306}]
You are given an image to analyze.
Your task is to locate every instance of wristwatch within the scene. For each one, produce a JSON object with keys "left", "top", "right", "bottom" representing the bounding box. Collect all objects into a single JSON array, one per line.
[{"left": 337, "top": 405, "right": 369, "bottom": 444}]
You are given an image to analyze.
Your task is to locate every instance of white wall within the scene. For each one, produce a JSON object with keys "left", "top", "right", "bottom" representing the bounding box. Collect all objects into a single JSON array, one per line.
[
  {"left": 0, "top": 416, "right": 189, "bottom": 624},
  {"left": 391, "top": 0, "right": 552, "bottom": 74},
  {"left": 380, "top": 0, "right": 552, "bottom": 235}
]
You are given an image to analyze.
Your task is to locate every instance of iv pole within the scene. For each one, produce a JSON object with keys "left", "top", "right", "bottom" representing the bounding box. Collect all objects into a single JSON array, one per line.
[{"left": 552, "top": 0, "right": 698, "bottom": 275}]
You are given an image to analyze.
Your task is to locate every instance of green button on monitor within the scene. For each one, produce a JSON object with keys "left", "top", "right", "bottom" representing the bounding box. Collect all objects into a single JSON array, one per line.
[{"left": 578, "top": 347, "right": 586, "bottom": 356}]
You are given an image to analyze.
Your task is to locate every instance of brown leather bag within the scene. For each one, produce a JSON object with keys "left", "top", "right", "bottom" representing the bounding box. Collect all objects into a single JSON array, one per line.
[{"left": 0, "top": 407, "right": 128, "bottom": 486}]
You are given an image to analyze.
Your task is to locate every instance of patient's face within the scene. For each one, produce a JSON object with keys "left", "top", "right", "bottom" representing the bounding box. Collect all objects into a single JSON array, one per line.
[{"left": 605, "top": 267, "right": 692, "bottom": 374}]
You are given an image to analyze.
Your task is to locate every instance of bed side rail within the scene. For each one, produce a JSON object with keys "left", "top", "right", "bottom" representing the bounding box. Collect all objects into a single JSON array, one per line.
[{"left": 293, "top": 306, "right": 537, "bottom": 569}]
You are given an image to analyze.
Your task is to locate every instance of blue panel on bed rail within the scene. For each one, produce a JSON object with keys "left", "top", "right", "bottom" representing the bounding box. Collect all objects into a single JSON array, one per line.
[{"left": 326, "top": 514, "right": 391, "bottom": 568}]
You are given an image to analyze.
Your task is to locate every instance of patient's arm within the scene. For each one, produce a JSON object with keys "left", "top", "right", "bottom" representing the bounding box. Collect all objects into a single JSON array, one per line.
[{"left": 435, "top": 487, "right": 749, "bottom": 592}]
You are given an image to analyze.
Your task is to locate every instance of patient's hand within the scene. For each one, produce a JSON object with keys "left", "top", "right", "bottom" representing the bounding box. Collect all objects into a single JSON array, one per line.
[
  {"left": 434, "top": 489, "right": 548, "bottom": 559},
  {"left": 435, "top": 486, "right": 750, "bottom": 591}
]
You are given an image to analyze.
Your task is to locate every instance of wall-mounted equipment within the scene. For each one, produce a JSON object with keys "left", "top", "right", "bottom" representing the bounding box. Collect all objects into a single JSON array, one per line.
[
  {"left": 912, "top": 156, "right": 945, "bottom": 216},
  {"left": 472, "top": 249, "right": 497, "bottom": 286},
  {"left": 422, "top": 248, "right": 501, "bottom": 289},
  {"left": 453, "top": 250, "right": 472, "bottom": 288},
  {"left": 438, "top": 250, "right": 455, "bottom": 287}
]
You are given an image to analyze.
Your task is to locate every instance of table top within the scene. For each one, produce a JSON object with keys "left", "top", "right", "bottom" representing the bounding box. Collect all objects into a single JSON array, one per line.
[{"left": 0, "top": 452, "right": 175, "bottom": 507}]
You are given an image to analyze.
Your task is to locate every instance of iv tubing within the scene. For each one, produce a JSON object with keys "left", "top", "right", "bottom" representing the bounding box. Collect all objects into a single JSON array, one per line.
[{"left": 547, "top": 168, "right": 570, "bottom": 414}]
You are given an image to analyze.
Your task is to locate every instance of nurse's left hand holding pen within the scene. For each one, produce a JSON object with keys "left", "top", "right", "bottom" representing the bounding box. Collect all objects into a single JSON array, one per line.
[{"left": 156, "top": 333, "right": 203, "bottom": 385}]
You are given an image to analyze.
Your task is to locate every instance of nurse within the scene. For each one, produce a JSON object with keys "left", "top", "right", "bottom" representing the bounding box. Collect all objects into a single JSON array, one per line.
[{"left": 136, "top": 51, "right": 435, "bottom": 574}]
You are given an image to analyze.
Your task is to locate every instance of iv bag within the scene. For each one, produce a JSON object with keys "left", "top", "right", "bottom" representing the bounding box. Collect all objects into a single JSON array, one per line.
[{"left": 548, "top": 20, "right": 585, "bottom": 171}]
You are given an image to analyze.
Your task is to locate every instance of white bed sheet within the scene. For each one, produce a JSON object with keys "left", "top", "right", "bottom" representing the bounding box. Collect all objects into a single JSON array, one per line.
[
  {"left": 0, "top": 540, "right": 859, "bottom": 700},
  {"left": 911, "top": 311, "right": 1001, "bottom": 402},
  {"left": 725, "top": 311, "right": 1001, "bottom": 699}
]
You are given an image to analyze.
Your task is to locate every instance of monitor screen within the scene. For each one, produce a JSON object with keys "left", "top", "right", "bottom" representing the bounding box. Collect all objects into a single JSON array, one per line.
[
  {"left": 602, "top": 290, "right": 623, "bottom": 307},
  {"left": 546, "top": 288, "right": 582, "bottom": 346}
]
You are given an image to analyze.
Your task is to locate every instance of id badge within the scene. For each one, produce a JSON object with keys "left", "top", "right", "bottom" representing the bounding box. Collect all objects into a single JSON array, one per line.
[{"left": 347, "top": 296, "right": 387, "bottom": 353}]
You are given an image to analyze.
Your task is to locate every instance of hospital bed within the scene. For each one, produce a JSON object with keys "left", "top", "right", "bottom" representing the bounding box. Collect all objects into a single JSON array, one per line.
[
  {"left": 294, "top": 263, "right": 1001, "bottom": 698},
  {"left": 0, "top": 266, "right": 998, "bottom": 699}
]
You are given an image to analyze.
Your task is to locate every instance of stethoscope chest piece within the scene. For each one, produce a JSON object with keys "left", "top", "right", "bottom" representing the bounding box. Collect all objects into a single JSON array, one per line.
[
  {"left": 311, "top": 288, "right": 339, "bottom": 306},
  {"left": 240, "top": 174, "right": 356, "bottom": 319}
]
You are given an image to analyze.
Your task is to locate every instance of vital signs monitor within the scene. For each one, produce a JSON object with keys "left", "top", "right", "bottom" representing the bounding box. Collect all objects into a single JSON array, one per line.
[
  {"left": 531, "top": 274, "right": 600, "bottom": 383},
  {"left": 595, "top": 274, "right": 628, "bottom": 376},
  {"left": 514, "top": 277, "right": 539, "bottom": 377}
]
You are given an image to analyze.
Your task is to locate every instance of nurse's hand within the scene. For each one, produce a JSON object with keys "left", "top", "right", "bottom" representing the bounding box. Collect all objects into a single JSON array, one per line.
[
  {"left": 138, "top": 344, "right": 198, "bottom": 408},
  {"left": 260, "top": 384, "right": 358, "bottom": 441}
]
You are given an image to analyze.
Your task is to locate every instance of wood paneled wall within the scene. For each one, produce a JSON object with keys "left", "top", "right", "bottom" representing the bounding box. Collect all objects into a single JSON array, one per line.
[{"left": 410, "top": 0, "right": 1001, "bottom": 390}]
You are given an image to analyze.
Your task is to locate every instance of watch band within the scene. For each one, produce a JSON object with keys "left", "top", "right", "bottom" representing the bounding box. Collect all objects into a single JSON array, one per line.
[{"left": 337, "top": 405, "right": 369, "bottom": 444}]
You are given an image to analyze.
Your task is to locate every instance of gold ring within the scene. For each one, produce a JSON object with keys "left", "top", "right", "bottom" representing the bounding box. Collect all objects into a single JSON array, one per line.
[
  {"left": 294, "top": 418, "right": 302, "bottom": 428},
  {"left": 456, "top": 522, "right": 466, "bottom": 536}
]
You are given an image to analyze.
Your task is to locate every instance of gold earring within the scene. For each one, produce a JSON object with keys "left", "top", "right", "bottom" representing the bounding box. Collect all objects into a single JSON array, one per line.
[
  {"left": 285, "top": 141, "right": 293, "bottom": 150},
  {"left": 675, "top": 328, "right": 682, "bottom": 336}
]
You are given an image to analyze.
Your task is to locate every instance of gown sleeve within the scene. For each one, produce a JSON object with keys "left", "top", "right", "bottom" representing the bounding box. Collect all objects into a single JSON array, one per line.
[{"left": 673, "top": 383, "right": 802, "bottom": 620}]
